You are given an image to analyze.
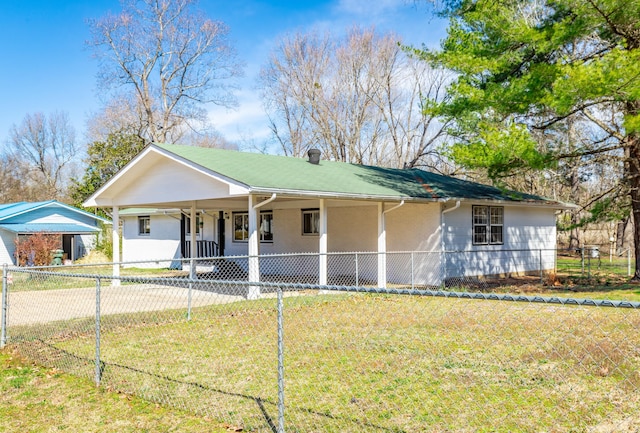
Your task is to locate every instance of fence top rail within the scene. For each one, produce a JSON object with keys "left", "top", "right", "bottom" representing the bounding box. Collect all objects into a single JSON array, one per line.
[
  {"left": 6, "top": 267, "right": 640, "bottom": 310},
  {"left": 4, "top": 248, "right": 570, "bottom": 271}
]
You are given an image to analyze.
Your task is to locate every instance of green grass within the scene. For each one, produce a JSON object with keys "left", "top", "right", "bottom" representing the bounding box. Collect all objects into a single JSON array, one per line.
[
  {"left": 0, "top": 350, "right": 230, "bottom": 432},
  {"left": 9, "top": 293, "right": 640, "bottom": 432},
  {"left": 557, "top": 254, "right": 633, "bottom": 278}
]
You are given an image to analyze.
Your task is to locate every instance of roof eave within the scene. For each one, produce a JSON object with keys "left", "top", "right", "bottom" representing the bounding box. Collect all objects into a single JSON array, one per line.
[
  {"left": 446, "top": 197, "right": 576, "bottom": 209},
  {"left": 248, "top": 187, "right": 438, "bottom": 202}
]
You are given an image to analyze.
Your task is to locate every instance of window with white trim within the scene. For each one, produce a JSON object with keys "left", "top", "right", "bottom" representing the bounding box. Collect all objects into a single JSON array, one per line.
[
  {"left": 472, "top": 206, "right": 503, "bottom": 245},
  {"left": 138, "top": 216, "right": 150, "bottom": 236},
  {"left": 302, "top": 209, "right": 319, "bottom": 235},
  {"left": 233, "top": 211, "right": 273, "bottom": 242}
]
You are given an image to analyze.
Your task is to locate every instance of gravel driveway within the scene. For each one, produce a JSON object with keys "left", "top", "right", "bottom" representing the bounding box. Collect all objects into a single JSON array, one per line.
[{"left": 5, "top": 284, "right": 245, "bottom": 326}]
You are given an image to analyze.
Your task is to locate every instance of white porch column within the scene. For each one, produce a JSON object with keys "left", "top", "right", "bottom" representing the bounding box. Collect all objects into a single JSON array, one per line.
[
  {"left": 377, "top": 202, "right": 386, "bottom": 288},
  {"left": 112, "top": 206, "right": 120, "bottom": 286},
  {"left": 247, "top": 194, "right": 260, "bottom": 299},
  {"left": 319, "top": 199, "right": 328, "bottom": 285},
  {"left": 190, "top": 204, "right": 197, "bottom": 279}
]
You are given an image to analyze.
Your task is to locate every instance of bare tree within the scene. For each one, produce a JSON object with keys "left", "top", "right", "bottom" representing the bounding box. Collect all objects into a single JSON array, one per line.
[
  {"left": 85, "top": 95, "right": 149, "bottom": 144},
  {"left": 87, "top": 0, "right": 244, "bottom": 144},
  {"left": 5, "top": 112, "right": 79, "bottom": 200},
  {"left": 0, "top": 156, "right": 32, "bottom": 202},
  {"left": 259, "top": 26, "right": 451, "bottom": 168}
]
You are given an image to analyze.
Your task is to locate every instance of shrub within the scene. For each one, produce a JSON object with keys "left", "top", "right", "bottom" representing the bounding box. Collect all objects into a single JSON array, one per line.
[
  {"left": 93, "top": 222, "right": 113, "bottom": 261},
  {"left": 14, "top": 232, "right": 61, "bottom": 266}
]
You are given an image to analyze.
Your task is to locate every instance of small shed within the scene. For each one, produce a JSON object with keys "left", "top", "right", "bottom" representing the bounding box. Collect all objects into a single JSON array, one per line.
[{"left": 0, "top": 201, "right": 111, "bottom": 265}]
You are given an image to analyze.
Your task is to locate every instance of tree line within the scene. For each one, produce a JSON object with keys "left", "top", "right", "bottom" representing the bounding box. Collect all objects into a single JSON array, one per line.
[{"left": 1, "top": 0, "right": 634, "bottom": 274}]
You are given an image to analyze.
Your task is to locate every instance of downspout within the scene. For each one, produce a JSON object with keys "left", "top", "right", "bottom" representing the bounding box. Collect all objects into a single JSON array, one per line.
[
  {"left": 383, "top": 200, "right": 405, "bottom": 215},
  {"left": 440, "top": 200, "right": 461, "bottom": 287},
  {"left": 378, "top": 200, "right": 405, "bottom": 288},
  {"left": 253, "top": 193, "right": 277, "bottom": 210}
]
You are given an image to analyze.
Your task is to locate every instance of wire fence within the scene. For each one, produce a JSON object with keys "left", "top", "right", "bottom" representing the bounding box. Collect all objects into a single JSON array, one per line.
[
  {"left": 2, "top": 251, "right": 640, "bottom": 432},
  {"left": 557, "top": 246, "right": 634, "bottom": 281}
]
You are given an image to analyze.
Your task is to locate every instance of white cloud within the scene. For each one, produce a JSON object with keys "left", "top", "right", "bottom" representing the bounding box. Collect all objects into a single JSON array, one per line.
[{"left": 208, "top": 90, "right": 272, "bottom": 144}]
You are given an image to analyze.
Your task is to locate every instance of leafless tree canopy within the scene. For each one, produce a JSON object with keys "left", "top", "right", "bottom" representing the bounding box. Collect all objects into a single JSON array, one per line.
[
  {"left": 87, "top": 0, "right": 244, "bottom": 144},
  {"left": 4, "top": 112, "right": 79, "bottom": 201},
  {"left": 259, "top": 26, "right": 451, "bottom": 168}
]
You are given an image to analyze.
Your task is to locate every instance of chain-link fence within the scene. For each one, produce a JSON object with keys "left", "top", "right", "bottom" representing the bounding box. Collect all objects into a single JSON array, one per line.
[
  {"left": 557, "top": 246, "right": 633, "bottom": 282},
  {"left": 2, "top": 251, "right": 640, "bottom": 432}
]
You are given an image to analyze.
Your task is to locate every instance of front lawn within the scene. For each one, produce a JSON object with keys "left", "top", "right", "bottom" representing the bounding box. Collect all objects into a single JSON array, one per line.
[
  {"left": 9, "top": 292, "right": 638, "bottom": 432},
  {"left": 0, "top": 350, "right": 228, "bottom": 432}
]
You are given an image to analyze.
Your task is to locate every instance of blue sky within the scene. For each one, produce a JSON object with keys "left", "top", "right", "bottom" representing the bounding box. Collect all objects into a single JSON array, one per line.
[{"left": 0, "top": 0, "right": 447, "bottom": 148}]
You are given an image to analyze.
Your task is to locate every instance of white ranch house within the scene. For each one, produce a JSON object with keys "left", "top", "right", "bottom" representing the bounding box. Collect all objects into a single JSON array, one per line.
[{"left": 84, "top": 143, "right": 571, "bottom": 293}]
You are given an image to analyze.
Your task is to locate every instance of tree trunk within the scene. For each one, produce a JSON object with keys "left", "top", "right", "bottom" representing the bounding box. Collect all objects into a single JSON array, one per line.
[
  {"left": 627, "top": 129, "right": 640, "bottom": 279},
  {"left": 616, "top": 216, "right": 628, "bottom": 256}
]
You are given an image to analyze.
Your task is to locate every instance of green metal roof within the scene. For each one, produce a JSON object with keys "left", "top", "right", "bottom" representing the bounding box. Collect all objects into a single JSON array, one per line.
[{"left": 155, "top": 143, "right": 565, "bottom": 205}]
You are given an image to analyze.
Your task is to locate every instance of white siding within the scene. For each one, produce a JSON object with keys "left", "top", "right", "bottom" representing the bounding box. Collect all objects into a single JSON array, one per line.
[
  {"left": 222, "top": 202, "right": 443, "bottom": 285},
  {"left": 385, "top": 203, "right": 441, "bottom": 285},
  {"left": 122, "top": 214, "right": 182, "bottom": 267},
  {"left": 119, "top": 200, "right": 558, "bottom": 284},
  {"left": 76, "top": 234, "right": 96, "bottom": 258},
  {"left": 442, "top": 203, "right": 557, "bottom": 279},
  {"left": 112, "top": 157, "right": 244, "bottom": 206},
  {"left": 0, "top": 229, "right": 16, "bottom": 265},
  {"left": 223, "top": 205, "right": 380, "bottom": 256}
]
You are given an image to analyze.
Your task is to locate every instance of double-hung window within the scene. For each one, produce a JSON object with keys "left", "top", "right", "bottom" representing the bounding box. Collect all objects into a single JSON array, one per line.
[
  {"left": 233, "top": 211, "right": 273, "bottom": 242},
  {"left": 472, "top": 206, "right": 503, "bottom": 245},
  {"left": 138, "top": 216, "right": 150, "bottom": 236},
  {"left": 302, "top": 209, "right": 320, "bottom": 235}
]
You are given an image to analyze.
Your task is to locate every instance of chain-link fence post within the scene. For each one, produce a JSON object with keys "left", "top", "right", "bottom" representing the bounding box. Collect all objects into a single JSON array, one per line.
[
  {"left": 539, "top": 249, "right": 543, "bottom": 284},
  {"left": 411, "top": 252, "right": 415, "bottom": 290},
  {"left": 629, "top": 248, "right": 632, "bottom": 277},
  {"left": 355, "top": 252, "right": 359, "bottom": 287},
  {"left": 277, "top": 284, "right": 285, "bottom": 433},
  {"left": 188, "top": 258, "right": 195, "bottom": 320},
  {"left": 581, "top": 247, "right": 585, "bottom": 277},
  {"left": 95, "top": 277, "right": 102, "bottom": 386},
  {"left": 1, "top": 264, "right": 7, "bottom": 348},
  {"left": 440, "top": 251, "right": 447, "bottom": 290}
]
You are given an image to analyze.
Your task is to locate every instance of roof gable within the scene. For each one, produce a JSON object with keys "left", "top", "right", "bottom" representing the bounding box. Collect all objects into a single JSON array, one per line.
[{"left": 0, "top": 201, "right": 111, "bottom": 225}]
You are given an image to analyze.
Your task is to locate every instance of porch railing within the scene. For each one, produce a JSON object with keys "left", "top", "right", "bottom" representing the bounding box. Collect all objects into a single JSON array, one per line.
[{"left": 184, "top": 240, "right": 219, "bottom": 258}]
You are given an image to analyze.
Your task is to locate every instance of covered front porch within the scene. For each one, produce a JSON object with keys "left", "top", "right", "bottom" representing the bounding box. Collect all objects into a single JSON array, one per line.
[{"left": 114, "top": 195, "right": 438, "bottom": 298}]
